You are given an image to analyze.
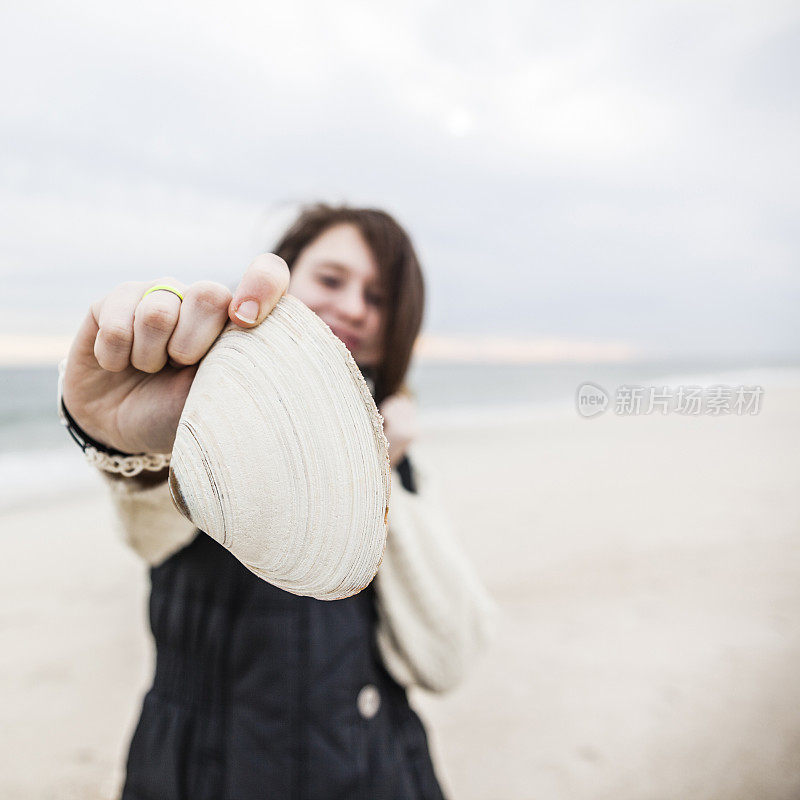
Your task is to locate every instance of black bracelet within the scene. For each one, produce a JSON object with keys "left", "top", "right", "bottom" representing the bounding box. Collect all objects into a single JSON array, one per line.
[{"left": 59, "top": 397, "right": 140, "bottom": 457}]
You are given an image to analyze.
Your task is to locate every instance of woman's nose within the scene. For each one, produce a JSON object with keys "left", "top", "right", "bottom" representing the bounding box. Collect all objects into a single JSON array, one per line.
[{"left": 338, "top": 287, "right": 368, "bottom": 322}]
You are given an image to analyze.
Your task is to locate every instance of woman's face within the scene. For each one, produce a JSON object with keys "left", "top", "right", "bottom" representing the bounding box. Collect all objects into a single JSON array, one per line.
[{"left": 288, "top": 223, "right": 386, "bottom": 368}]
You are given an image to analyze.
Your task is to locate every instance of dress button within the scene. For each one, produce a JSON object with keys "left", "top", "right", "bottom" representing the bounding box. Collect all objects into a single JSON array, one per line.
[{"left": 357, "top": 684, "right": 381, "bottom": 719}]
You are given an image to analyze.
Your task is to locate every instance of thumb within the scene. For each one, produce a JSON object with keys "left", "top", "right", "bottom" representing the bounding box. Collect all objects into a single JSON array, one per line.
[{"left": 229, "top": 254, "right": 291, "bottom": 328}]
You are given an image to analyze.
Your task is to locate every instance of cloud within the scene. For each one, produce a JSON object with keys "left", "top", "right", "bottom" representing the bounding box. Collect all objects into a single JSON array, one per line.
[{"left": 0, "top": 0, "right": 798, "bottom": 356}]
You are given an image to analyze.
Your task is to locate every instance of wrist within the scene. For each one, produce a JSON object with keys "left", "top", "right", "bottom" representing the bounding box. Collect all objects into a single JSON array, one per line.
[
  {"left": 59, "top": 394, "right": 134, "bottom": 457},
  {"left": 58, "top": 358, "right": 171, "bottom": 477}
]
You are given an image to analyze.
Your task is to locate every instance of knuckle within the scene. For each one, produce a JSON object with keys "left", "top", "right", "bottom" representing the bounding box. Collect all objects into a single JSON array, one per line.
[
  {"left": 98, "top": 323, "right": 133, "bottom": 352},
  {"left": 189, "top": 281, "right": 232, "bottom": 311},
  {"left": 138, "top": 303, "right": 177, "bottom": 336}
]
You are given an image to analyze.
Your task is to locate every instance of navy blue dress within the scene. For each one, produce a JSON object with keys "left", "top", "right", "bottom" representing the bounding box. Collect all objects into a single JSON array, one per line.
[{"left": 120, "top": 453, "right": 448, "bottom": 800}]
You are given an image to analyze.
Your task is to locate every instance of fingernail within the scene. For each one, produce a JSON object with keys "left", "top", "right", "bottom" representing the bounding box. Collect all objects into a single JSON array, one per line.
[{"left": 235, "top": 299, "right": 259, "bottom": 324}]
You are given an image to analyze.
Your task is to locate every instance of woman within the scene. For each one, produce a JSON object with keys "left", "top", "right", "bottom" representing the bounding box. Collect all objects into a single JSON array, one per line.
[{"left": 59, "top": 203, "right": 496, "bottom": 800}]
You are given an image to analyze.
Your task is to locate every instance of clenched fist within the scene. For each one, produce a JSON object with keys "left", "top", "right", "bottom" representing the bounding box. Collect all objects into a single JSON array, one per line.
[{"left": 61, "top": 254, "right": 290, "bottom": 455}]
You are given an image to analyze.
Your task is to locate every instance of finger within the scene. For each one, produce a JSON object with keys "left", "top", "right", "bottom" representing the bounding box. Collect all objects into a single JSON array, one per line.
[
  {"left": 131, "top": 279, "right": 188, "bottom": 373},
  {"left": 93, "top": 282, "right": 151, "bottom": 372},
  {"left": 229, "top": 254, "right": 290, "bottom": 328},
  {"left": 166, "top": 280, "right": 233, "bottom": 366}
]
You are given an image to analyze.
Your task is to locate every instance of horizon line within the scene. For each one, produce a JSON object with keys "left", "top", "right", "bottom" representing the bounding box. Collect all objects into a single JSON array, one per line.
[{"left": 0, "top": 333, "right": 796, "bottom": 368}]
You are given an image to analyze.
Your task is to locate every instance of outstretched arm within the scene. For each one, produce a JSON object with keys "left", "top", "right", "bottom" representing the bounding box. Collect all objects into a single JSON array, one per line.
[{"left": 373, "top": 449, "right": 499, "bottom": 694}]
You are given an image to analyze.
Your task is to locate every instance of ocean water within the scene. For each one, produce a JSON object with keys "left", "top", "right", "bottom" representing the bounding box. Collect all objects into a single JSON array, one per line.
[{"left": 1, "top": 356, "right": 799, "bottom": 510}]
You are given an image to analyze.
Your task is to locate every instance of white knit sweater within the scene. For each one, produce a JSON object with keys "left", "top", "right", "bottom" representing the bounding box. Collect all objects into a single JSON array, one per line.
[{"left": 99, "top": 449, "right": 498, "bottom": 694}]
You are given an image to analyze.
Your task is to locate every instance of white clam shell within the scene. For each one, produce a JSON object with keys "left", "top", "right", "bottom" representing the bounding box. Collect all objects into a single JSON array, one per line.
[{"left": 168, "top": 293, "right": 391, "bottom": 601}]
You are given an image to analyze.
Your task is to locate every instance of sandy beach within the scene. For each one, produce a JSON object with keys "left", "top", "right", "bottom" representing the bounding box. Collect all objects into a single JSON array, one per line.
[{"left": 2, "top": 387, "right": 799, "bottom": 799}]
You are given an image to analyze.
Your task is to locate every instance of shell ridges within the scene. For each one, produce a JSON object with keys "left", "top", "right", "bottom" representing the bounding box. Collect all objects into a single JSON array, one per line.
[{"left": 168, "top": 293, "right": 391, "bottom": 601}]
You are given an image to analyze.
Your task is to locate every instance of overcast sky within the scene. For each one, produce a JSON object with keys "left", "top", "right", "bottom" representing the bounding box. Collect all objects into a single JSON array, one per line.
[{"left": 1, "top": 0, "right": 798, "bottom": 358}]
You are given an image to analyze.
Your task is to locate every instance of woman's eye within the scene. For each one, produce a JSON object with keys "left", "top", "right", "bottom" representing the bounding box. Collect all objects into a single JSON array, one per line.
[{"left": 319, "top": 276, "right": 383, "bottom": 307}]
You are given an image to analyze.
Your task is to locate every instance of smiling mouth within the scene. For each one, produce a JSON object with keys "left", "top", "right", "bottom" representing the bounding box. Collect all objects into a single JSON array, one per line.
[{"left": 330, "top": 327, "right": 360, "bottom": 351}]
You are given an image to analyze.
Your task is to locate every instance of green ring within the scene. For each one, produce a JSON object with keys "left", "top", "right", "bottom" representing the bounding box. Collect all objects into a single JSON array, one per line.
[{"left": 142, "top": 284, "right": 184, "bottom": 302}]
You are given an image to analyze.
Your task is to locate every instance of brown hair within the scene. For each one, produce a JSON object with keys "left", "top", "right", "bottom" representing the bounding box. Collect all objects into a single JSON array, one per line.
[{"left": 272, "top": 203, "right": 425, "bottom": 407}]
